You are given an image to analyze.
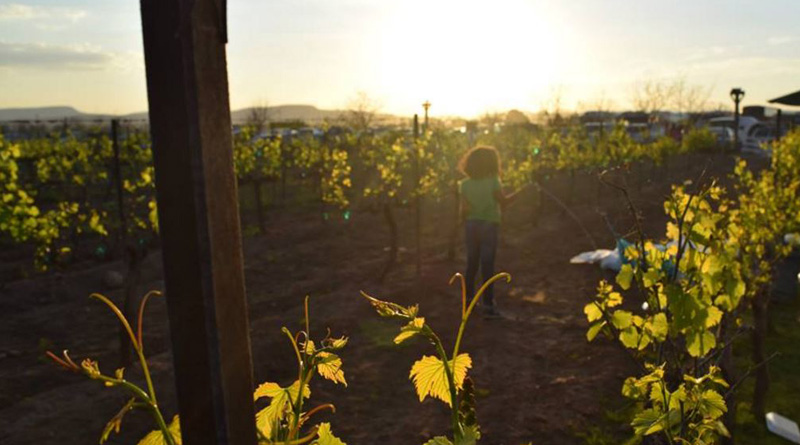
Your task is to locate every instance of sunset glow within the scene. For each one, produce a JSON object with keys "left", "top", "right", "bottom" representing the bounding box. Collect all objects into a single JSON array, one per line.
[
  {"left": 1, "top": 0, "right": 799, "bottom": 116},
  {"left": 375, "top": 0, "right": 571, "bottom": 116}
]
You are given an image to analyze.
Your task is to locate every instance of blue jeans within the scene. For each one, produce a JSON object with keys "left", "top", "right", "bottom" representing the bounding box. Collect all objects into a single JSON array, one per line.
[{"left": 465, "top": 220, "right": 499, "bottom": 307}]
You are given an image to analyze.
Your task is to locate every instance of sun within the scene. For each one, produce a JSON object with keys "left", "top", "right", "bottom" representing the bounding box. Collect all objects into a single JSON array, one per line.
[{"left": 376, "top": 0, "right": 566, "bottom": 117}]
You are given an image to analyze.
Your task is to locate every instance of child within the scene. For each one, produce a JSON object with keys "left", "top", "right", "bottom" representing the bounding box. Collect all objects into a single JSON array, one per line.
[{"left": 458, "top": 146, "right": 525, "bottom": 317}]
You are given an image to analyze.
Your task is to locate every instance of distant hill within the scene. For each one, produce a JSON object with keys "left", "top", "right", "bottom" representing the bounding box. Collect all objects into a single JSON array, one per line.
[
  {"left": 0, "top": 105, "right": 349, "bottom": 124},
  {"left": 232, "top": 105, "right": 345, "bottom": 124},
  {"left": 0, "top": 106, "right": 113, "bottom": 122}
]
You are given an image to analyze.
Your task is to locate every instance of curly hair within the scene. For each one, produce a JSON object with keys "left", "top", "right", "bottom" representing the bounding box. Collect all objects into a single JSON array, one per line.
[{"left": 459, "top": 145, "right": 501, "bottom": 179}]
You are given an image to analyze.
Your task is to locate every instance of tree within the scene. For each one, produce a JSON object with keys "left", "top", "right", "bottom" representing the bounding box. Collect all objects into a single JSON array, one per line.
[
  {"left": 247, "top": 101, "right": 271, "bottom": 135},
  {"left": 505, "top": 109, "right": 531, "bottom": 126},
  {"left": 670, "top": 79, "right": 712, "bottom": 121},
  {"left": 344, "top": 91, "right": 381, "bottom": 131},
  {"left": 632, "top": 77, "right": 714, "bottom": 123},
  {"left": 631, "top": 79, "right": 675, "bottom": 122},
  {"left": 361, "top": 132, "right": 411, "bottom": 281},
  {"left": 8, "top": 126, "right": 157, "bottom": 366},
  {"left": 233, "top": 126, "right": 282, "bottom": 233},
  {"left": 291, "top": 132, "right": 352, "bottom": 217},
  {"left": 539, "top": 85, "right": 574, "bottom": 128}
]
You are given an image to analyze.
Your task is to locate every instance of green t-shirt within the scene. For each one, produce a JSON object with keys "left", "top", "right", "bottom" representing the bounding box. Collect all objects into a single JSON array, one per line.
[{"left": 459, "top": 176, "right": 501, "bottom": 223}]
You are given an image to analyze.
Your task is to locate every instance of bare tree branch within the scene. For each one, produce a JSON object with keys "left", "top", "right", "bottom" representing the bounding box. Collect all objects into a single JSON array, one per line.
[
  {"left": 344, "top": 91, "right": 382, "bottom": 131},
  {"left": 247, "top": 100, "right": 270, "bottom": 134}
]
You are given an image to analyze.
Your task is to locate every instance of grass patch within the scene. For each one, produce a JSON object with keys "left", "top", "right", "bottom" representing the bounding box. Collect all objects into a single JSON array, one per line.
[{"left": 733, "top": 296, "right": 800, "bottom": 443}]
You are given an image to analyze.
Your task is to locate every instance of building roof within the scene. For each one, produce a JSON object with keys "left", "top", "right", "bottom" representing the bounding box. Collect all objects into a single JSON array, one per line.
[{"left": 769, "top": 90, "right": 800, "bottom": 106}]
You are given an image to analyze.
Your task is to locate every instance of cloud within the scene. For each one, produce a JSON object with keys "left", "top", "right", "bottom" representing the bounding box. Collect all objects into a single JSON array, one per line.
[
  {"left": 0, "top": 42, "right": 112, "bottom": 70},
  {"left": 768, "top": 36, "right": 799, "bottom": 46},
  {"left": 0, "top": 3, "right": 35, "bottom": 20},
  {"left": 683, "top": 56, "right": 800, "bottom": 79},
  {"left": 0, "top": 3, "right": 86, "bottom": 22},
  {"left": 682, "top": 45, "right": 743, "bottom": 62}
]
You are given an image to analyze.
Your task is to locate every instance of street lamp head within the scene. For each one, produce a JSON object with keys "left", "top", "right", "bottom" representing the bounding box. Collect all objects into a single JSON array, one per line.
[
  {"left": 422, "top": 101, "right": 431, "bottom": 111},
  {"left": 730, "top": 88, "right": 745, "bottom": 101}
]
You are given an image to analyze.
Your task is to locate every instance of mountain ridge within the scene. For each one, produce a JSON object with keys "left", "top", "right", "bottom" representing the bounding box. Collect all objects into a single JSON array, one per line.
[{"left": 0, "top": 104, "right": 353, "bottom": 124}]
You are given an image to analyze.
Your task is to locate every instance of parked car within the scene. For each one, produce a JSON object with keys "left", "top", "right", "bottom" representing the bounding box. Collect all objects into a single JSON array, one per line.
[
  {"left": 707, "top": 115, "right": 760, "bottom": 148},
  {"left": 707, "top": 126, "right": 735, "bottom": 150},
  {"left": 625, "top": 123, "right": 665, "bottom": 143},
  {"left": 583, "top": 121, "right": 616, "bottom": 142},
  {"left": 742, "top": 124, "right": 776, "bottom": 154}
]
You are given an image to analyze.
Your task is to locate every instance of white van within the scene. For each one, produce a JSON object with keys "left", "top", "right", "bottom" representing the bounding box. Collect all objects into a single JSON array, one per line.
[
  {"left": 707, "top": 116, "right": 760, "bottom": 148},
  {"left": 742, "top": 124, "right": 776, "bottom": 154}
]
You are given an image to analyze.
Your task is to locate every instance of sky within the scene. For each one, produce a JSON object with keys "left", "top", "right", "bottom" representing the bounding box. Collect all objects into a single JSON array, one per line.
[{"left": 1, "top": 0, "right": 799, "bottom": 118}]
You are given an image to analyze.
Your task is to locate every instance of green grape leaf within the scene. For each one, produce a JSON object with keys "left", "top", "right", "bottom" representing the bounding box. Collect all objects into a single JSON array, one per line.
[
  {"left": 687, "top": 330, "right": 716, "bottom": 357},
  {"left": 583, "top": 302, "right": 603, "bottom": 322},
  {"left": 704, "top": 306, "right": 723, "bottom": 329},
  {"left": 253, "top": 382, "right": 283, "bottom": 401},
  {"left": 315, "top": 422, "right": 346, "bottom": 445},
  {"left": 138, "top": 415, "right": 181, "bottom": 445},
  {"left": 642, "top": 269, "right": 660, "bottom": 288},
  {"left": 409, "top": 354, "right": 472, "bottom": 407},
  {"left": 667, "top": 285, "right": 697, "bottom": 330},
  {"left": 360, "top": 291, "right": 418, "bottom": 319},
  {"left": 606, "top": 291, "right": 623, "bottom": 308},
  {"left": 394, "top": 317, "right": 425, "bottom": 344},
  {"left": 456, "top": 424, "right": 480, "bottom": 445},
  {"left": 728, "top": 278, "right": 746, "bottom": 299},
  {"left": 611, "top": 310, "right": 633, "bottom": 330},
  {"left": 621, "top": 376, "right": 645, "bottom": 399},
  {"left": 255, "top": 403, "right": 282, "bottom": 438},
  {"left": 647, "top": 381, "right": 668, "bottom": 407},
  {"left": 647, "top": 313, "right": 669, "bottom": 341},
  {"left": 616, "top": 264, "right": 634, "bottom": 290},
  {"left": 619, "top": 326, "right": 641, "bottom": 349},
  {"left": 707, "top": 369, "right": 730, "bottom": 389},
  {"left": 286, "top": 379, "right": 311, "bottom": 401},
  {"left": 254, "top": 380, "right": 310, "bottom": 438},
  {"left": 329, "top": 336, "right": 348, "bottom": 350},
  {"left": 89, "top": 212, "right": 108, "bottom": 236},
  {"left": 714, "top": 420, "right": 732, "bottom": 437},
  {"left": 666, "top": 221, "right": 680, "bottom": 241},
  {"left": 701, "top": 254, "right": 724, "bottom": 275},
  {"left": 316, "top": 352, "right": 347, "bottom": 386},
  {"left": 631, "top": 408, "right": 665, "bottom": 436},
  {"left": 698, "top": 390, "right": 727, "bottom": 420},
  {"left": 586, "top": 321, "right": 606, "bottom": 341},
  {"left": 667, "top": 386, "right": 687, "bottom": 412}
]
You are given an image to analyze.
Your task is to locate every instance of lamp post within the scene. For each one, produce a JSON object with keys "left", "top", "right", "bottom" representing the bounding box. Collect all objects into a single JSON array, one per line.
[
  {"left": 730, "top": 88, "right": 745, "bottom": 150},
  {"left": 422, "top": 101, "right": 431, "bottom": 131}
]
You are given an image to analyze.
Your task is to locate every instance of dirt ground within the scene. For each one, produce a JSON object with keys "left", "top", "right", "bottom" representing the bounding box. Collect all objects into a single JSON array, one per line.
[{"left": 0, "top": 153, "right": 749, "bottom": 445}]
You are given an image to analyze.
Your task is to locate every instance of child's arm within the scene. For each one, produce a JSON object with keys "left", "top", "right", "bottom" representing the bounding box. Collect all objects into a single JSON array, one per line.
[{"left": 494, "top": 183, "right": 531, "bottom": 209}]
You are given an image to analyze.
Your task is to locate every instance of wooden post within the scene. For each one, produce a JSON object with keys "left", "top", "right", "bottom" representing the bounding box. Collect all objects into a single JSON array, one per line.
[
  {"left": 111, "top": 119, "right": 140, "bottom": 367},
  {"left": 111, "top": 119, "right": 127, "bottom": 252},
  {"left": 139, "top": 1, "right": 257, "bottom": 444},
  {"left": 414, "top": 114, "right": 421, "bottom": 279}
]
